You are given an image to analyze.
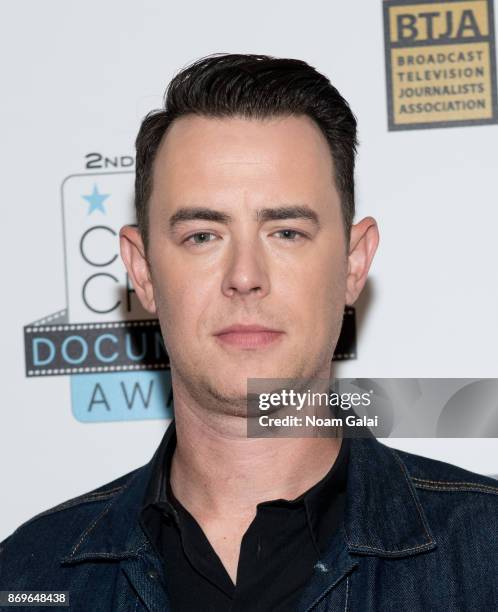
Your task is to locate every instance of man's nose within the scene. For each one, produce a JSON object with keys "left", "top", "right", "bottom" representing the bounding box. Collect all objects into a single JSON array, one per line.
[{"left": 221, "top": 239, "right": 270, "bottom": 299}]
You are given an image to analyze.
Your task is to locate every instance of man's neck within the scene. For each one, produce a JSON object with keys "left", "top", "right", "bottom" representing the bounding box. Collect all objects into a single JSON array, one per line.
[{"left": 169, "top": 403, "right": 342, "bottom": 521}]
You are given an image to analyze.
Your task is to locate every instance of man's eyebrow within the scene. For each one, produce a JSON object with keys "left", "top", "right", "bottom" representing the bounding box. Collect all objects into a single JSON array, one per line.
[{"left": 168, "top": 205, "right": 321, "bottom": 231}]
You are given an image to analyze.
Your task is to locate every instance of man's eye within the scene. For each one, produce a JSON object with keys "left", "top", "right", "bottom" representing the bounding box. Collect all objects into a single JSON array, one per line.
[
  {"left": 184, "top": 232, "right": 217, "bottom": 246},
  {"left": 273, "top": 229, "right": 306, "bottom": 241},
  {"left": 183, "top": 229, "right": 306, "bottom": 246}
]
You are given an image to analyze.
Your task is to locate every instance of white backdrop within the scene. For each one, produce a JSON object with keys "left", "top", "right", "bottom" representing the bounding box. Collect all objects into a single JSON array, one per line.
[{"left": 1, "top": 0, "right": 497, "bottom": 541}]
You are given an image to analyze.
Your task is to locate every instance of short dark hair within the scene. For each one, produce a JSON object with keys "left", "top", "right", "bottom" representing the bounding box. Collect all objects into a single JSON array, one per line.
[{"left": 135, "top": 52, "right": 358, "bottom": 252}]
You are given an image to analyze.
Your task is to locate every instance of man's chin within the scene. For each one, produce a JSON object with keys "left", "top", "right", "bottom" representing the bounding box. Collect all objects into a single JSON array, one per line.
[
  {"left": 199, "top": 364, "right": 306, "bottom": 408},
  {"left": 194, "top": 380, "right": 251, "bottom": 417},
  {"left": 207, "top": 364, "right": 299, "bottom": 390}
]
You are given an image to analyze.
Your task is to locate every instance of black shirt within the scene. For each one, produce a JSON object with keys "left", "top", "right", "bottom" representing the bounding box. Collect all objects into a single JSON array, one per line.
[{"left": 140, "top": 421, "right": 350, "bottom": 612}]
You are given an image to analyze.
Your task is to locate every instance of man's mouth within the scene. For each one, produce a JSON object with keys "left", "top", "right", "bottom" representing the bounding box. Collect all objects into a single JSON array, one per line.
[{"left": 213, "top": 324, "right": 285, "bottom": 349}]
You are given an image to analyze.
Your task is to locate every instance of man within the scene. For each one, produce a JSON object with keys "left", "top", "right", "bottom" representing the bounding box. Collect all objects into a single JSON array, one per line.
[{"left": 1, "top": 53, "right": 497, "bottom": 611}]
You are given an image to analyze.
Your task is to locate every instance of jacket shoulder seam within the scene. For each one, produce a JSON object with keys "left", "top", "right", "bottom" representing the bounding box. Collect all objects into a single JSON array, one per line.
[
  {"left": 36, "top": 484, "right": 126, "bottom": 516},
  {"left": 8, "top": 484, "right": 127, "bottom": 534},
  {"left": 412, "top": 477, "right": 498, "bottom": 495}
]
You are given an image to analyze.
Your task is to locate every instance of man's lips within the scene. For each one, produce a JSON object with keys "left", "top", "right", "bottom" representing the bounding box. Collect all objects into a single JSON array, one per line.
[{"left": 213, "top": 324, "right": 284, "bottom": 349}]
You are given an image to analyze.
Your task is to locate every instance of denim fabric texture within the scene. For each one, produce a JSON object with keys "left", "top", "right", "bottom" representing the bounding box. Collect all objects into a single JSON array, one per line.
[{"left": 1, "top": 421, "right": 497, "bottom": 611}]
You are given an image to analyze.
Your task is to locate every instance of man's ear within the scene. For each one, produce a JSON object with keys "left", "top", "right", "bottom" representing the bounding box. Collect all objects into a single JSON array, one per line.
[
  {"left": 119, "top": 225, "right": 157, "bottom": 315},
  {"left": 345, "top": 216, "right": 380, "bottom": 306}
]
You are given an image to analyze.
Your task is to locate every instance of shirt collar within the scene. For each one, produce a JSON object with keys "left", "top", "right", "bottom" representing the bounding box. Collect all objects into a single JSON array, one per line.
[{"left": 141, "top": 418, "right": 179, "bottom": 523}]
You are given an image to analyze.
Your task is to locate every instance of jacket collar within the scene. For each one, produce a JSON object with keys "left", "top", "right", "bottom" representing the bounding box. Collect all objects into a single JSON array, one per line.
[
  {"left": 61, "top": 421, "right": 436, "bottom": 564},
  {"left": 341, "top": 435, "right": 436, "bottom": 557},
  {"left": 60, "top": 424, "right": 175, "bottom": 565}
]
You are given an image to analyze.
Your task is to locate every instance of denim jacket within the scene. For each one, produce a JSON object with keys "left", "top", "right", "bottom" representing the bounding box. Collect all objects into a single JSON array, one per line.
[{"left": 1, "top": 424, "right": 497, "bottom": 611}]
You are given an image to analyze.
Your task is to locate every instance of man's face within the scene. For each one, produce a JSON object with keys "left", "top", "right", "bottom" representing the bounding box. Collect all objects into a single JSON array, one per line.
[{"left": 125, "top": 114, "right": 360, "bottom": 414}]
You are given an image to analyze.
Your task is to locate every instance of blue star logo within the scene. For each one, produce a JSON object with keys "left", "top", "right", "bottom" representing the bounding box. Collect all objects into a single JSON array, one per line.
[{"left": 82, "top": 184, "right": 110, "bottom": 214}]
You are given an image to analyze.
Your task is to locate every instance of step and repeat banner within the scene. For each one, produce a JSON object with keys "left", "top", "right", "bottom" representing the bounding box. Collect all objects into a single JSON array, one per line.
[{"left": 1, "top": 0, "right": 497, "bottom": 540}]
